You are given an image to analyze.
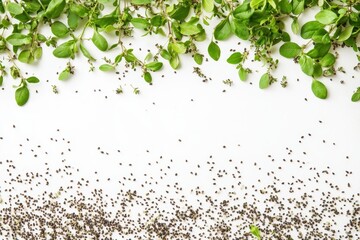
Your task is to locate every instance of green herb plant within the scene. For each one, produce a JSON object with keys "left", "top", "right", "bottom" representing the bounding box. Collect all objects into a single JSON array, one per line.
[{"left": 0, "top": 0, "right": 359, "bottom": 106}]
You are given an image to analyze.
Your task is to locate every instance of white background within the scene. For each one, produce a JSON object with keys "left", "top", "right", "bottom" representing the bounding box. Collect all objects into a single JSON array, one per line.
[{"left": 0, "top": 11, "right": 360, "bottom": 238}]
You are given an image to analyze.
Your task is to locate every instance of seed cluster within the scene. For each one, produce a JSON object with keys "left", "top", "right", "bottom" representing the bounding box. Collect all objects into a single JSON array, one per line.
[{"left": 0, "top": 126, "right": 359, "bottom": 239}]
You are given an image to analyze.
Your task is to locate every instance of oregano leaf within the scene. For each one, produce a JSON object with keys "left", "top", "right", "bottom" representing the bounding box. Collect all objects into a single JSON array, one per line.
[{"left": 208, "top": 41, "right": 221, "bottom": 61}]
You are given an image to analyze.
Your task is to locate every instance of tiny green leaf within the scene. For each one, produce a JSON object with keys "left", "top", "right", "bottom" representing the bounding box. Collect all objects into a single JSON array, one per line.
[
  {"left": 145, "top": 62, "right": 163, "bottom": 72},
  {"left": 7, "top": 2, "right": 23, "bottom": 15},
  {"left": 315, "top": 10, "right": 337, "bottom": 25},
  {"left": 292, "top": 0, "right": 304, "bottom": 15},
  {"left": 299, "top": 55, "right": 314, "bottom": 76},
  {"left": 291, "top": 18, "right": 300, "bottom": 35},
  {"left": 144, "top": 72, "right": 152, "bottom": 83},
  {"left": 202, "top": 0, "right": 214, "bottom": 12},
  {"left": 311, "top": 79, "right": 327, "bottom": 99},
  {"left": 26, "top": 76, "right": 39, "bottom": 83},
  {"left": 80, "top": 43, "right": 95, "bottom": 61},
  {"left": 259, "top": 73, "right": 270, "bottom": 89},
  {"left": 170, "top": 54, "right": 180, "bottom": 69},
  {"left": 250, "top": 0, "right": 266, "bottom": 9},
  {"left": 160, "top": 49, "right": 171, "bottom": 60},
  {"left": 250, "top": 225, "right": 261, "bottom": 239},
  {"left": 214, "top": 19, "right": 232, "bottom": 40},
  {"left": 238, "top": 67, "right": 247, "bottom": 81},
  {"left": 53, "top": 40, "right": 75, "bottom": 58},
  {"left": 51, "top": 21, "right": 69, "bottom": 38},
  {"left": 279, "top": 42, "right": 302, "bottom": 58},
  {"left": 131, "top": 18, "right": 149, "bottom": 29},
  {"left": 319, "top": 53, "right": 336, "bottom": 67},
  {"left": 180, "top": 22, "right": 201, "bottom": 36},
  {"left": 99, "top": 64, "right": 115, "bottom": 72},
  {"left": 171, "top": 42, "right": 187, "bottom": 54},
  {"left": 59, "top": 70, "right": 70, "bottom": 80},
  {"left": 232, "top": 19, "right": 250, "bottom": 40},
  {"left": 227, "top": 52, "right": 242, "bottom": 64},
  {"left": 92, "top": 31, "right": 108, "bottom": 51},
  {"left": 18, "top": 50, "right": 34, "bottom": 64},
  {"left": 15, "top": 86, "right": 30, "bottom": 106},
  {"left": 351, "top": 89, "right": 360, "bottom": 102},
  {"left": 301, "top": 21, "right": 324, "bottom": 39},
  {"left": 45, "top": 0, "right": 66, "bottom": 19},
  {"left": 337, "top": 26, "right": 353, "bottom": 42},
  {"left": 194, "top": 53, "right": 203, "bottom": 65},
  {"left": 6, "top": 33, "right": 32, "bottom": 46},
  {"left": 208, "top": 41, "right": 221, "bottom": 61},
  {"left": 306, "top": 43, "right": 330, "bottom": 58}
]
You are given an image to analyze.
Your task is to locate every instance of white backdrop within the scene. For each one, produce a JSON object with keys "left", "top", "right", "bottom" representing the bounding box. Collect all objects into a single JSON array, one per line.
[{"left": 0, "top": 12, "right": 360, "bottom": 239}]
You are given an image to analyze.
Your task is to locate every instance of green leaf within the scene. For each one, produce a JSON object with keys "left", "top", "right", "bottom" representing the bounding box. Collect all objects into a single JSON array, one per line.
[
  {"left": 58, "top": 69, "right": 70, "bottom": 80},
  {"left": 259, "top": 73, "right": 270, "bottom": 89},
  {"left": 313, "top": 63, "right": 323, "bottom": 78},
  {"left": 18, "top": 50, "right": 34, "bottom": 64},
  {"left": 312, "top": 29, "right": 330, "bottom": 43},
  {"left": 194, "top": 53, "right": 203, "bottom": 65},
  {"left": 299, "top": 55, "right": 314, "bottom": 76},
  {"left": 238, "top": 67, "right": 247, "bottom": 81},
  {"left": 80, "top": 43, "right": 95, "bottom": 61},
  {"left": 208, "top": 41, "right": 221, "bottom": 61},
  {"left": 279, "top": 42, "right": 301, "bottom": 58},
  {"left": 292, "top": 0, "right": 304, "bottom": 15},
  {"left": 202, "top": 0, "right": 214, "bottom": 12},
  {"left": 171, "top": 42, "right": 187, "bottom": 54},
  {"left": 0, "top": 76, "right": 3, "bottom": 86},
  {"left": 160, "top": 49, "right": 171, "bottom": 60},
  {"left": 291, "top": 18, "right": 300, "bottom": 35},
  {"left": 6, "top": 33, "right": 32, "bottom": 46},
  {"left": 53, "top": 40, "right": 75, "bottom": 58},
  {"left": 169, "top": 3, "right": 190, "bottom": 21},
  {"left": 250, "top": 0, "right": 266, "bottom": 9},
  {"left": 15, "top": 86, "right": 30, "bottom": 106},
  {"left": 180, "top": 22, "right": 201, "bottom": 35},
  {"left": 351, "top": 89, "right": 360, "bottom": 102},
  {"left": 131, "top": 0, "right": 151, "bottom": 5},
  {"left": 144, "top": 72, "right": 152, "bottom": 83},
  {"left": 315, "top": 10, "right": 337, "bottom": 25},
  {"left": 99, "top": 64, "right": 115, "bottom": 72},
  {"left": 170, "top": 54, "right": 180, "bottom": 69},
  {"left": 92, "top": 31, "right": 108, "bottom": 51},
  {"left": 279, "top": 0, "right": 292, "bottom": 14},
  {"left": 319, "top": 53, "right": 336, "bottom": 67},
  {"left": 250, "top": 225, "right": 261, "bottom": 239},
  {"left": 311, "top": 79, "right": 327, "bottom": 99},
  {"left": 26, "top": 76, "right": 40, "bottom": 83},
  {"left": 68, "top": 11, "right": 80, "bottom": 30},
  {"left": 7, "top": 2, "right": 23, "bottom": 15},
  {"left": 45, "top": 0, "right": 66, "bottom": 19},
  {"left": 301, "top": 21, "right": 324, "bottom": 39},
  {"left": 131, "top": 18, "right": 149, "bottom": 29},
  {"left": 232, "top": 19, "right": 250, "bottom": 40},
  {"left": 146, "top": 62, "right": 163, "bottom": 71},
  {"left": 70, "top": 4, "right": 88, "bottom": 17},
  {"left": 227, "top": 52, "right": 242, "bottom": 64},
  {"left": 214, "top": 19, "right": 232, "bottom": 40},
  {"left": 306, "top": 43, "right": 330, "bottom": 58},
  {"left": 233, "top": 2, "right": 254, "bottom": 19},
  {"left": 34, "top": 47, "right": 43, "bottom": 59},
  {"left": 51, "top": 21, "right": 69, "bottom": 38},
  {"left": 0, "top": 0, "right": 4, "bottom": 14},
  {"left": 337, "top": 26, "right": 353, "bottom": 42}
]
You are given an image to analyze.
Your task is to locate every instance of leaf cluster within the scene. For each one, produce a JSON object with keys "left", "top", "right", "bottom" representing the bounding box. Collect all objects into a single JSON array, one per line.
[{"left": 0, "top": 0, "right": 359, "bottom": 105}]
